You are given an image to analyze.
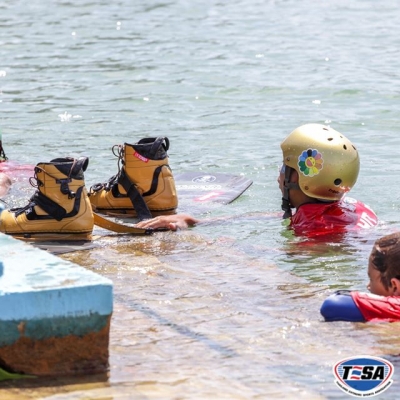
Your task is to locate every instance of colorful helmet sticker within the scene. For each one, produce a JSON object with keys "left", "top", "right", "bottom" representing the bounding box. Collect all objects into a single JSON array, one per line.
[{"left": 298, "top": 149, "right": 323, "bottom": 177}]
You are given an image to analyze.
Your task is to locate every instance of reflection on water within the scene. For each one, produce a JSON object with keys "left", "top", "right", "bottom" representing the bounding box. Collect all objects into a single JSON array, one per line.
[
  {"left": 277, "top": 231, "right": 378, "bottom": 290},
  {"left": 2, "top": 228, "right": 399, "bottom": 399},
  {"left": 1, "top": 176, "right": 398, "bottom": 399}
]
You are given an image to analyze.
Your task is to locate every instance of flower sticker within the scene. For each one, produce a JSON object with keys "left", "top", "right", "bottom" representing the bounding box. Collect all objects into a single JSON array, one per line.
[{"left": 298, "top": 149, "right": 323, "bottom": 177}]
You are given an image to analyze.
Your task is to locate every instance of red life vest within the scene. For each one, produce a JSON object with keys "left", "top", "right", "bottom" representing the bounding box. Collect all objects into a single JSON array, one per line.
[
  {"left": 351, "top": 292, "right": 400, "bottom": 322},
  {"left": 289, "top": 197, "right": 378, "bottom": 237}
]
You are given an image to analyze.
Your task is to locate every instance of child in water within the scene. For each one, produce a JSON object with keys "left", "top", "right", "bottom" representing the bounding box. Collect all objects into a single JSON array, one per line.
[
  {"left": 321, "top": 231, "right": 400, "bottom": 322},
  {"left": 136, "top": 123, "right": 378, "bottom": 236}
]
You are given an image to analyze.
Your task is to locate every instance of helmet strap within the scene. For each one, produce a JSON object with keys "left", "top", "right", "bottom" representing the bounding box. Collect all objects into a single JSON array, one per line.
[
  {"left": 281, "top": 166, "right": 300, "bottom": 219},
  {"left": 0, "top": 140, "right": 7, "bottom": 162}
]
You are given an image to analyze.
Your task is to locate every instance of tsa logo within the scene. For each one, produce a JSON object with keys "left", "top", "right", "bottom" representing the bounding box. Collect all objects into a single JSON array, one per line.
[{"left": 333, "top": 355, "right": 394, "bottom": 397}]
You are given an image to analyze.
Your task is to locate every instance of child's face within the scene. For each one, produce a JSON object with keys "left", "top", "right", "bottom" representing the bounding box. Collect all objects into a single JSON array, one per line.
[{"left": 367, "top": 259, "right": 393, "bottom": 296}]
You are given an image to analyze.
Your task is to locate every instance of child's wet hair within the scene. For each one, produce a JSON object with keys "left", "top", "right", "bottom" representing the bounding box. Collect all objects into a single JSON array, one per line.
[{"left": 370, "top": 232, "right": 400, "bottom": 289}]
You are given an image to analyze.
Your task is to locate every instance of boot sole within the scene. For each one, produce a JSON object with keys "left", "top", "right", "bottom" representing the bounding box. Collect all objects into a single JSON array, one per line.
[
  {"left": 97, "top": 209, "right": 177, "bottom": 218},
  {"left": 8, "top": 232, "right": 93, "bottom": 242}
]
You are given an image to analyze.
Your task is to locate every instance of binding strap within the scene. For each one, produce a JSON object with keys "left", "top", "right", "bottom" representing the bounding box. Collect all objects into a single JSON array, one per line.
[
  {"left": 142, "top": 165, "right": 164, "bottom": 196},
  {"left": 13, "top": 187, "right": 84, "bottom": 221},
  {"left": 117, "top": 169, "right": 153, "bottom": 221}
]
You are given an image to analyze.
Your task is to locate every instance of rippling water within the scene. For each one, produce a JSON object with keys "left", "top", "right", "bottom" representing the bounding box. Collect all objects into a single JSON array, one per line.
[{"left": 1, "top": 0, "right": 400, "bottom": 399}]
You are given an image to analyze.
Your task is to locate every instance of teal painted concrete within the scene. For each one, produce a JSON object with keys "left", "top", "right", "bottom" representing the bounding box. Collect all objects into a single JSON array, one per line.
[
  {"left": 0, "top": 314, "right": 110, "bottom": 346},
  {"left": 0, "top": 233, "right": 113, "bottom": 345}
]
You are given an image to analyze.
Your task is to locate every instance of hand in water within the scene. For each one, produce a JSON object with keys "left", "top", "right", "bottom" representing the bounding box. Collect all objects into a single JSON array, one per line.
[{"left": 135, "top": 214, "right": 199, "bottom": 231}]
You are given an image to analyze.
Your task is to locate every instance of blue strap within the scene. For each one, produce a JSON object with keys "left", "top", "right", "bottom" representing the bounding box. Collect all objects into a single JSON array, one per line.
[{"left": 320, "top": 290, "right": 365, "bottom": 322}]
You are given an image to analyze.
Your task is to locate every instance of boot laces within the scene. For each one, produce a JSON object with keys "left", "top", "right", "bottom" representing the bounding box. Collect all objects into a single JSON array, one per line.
[
  {"left": 90, "top": 145, "right": 123, "bottom": 193},
  {"left": 30, "top": 163, "right": 76, "bottom": 199},
  {"left": 111, "top": 144, "right": 124, "bottom": 182},
  {"left": 10, "top": 161, "right": 79, "bottom": 217}
]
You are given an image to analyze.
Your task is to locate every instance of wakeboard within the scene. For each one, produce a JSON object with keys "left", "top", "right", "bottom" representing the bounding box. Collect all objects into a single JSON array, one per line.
[
  {"left": 1, "top": 166, "right": 253, "bottom": 254},
  {"left": 175, "top": 171, "right": 253, "bottom": 208}
]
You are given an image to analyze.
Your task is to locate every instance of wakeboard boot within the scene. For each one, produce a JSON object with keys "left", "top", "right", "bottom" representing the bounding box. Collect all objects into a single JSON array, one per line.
[
  {"left": 0, "top": 157, "right": 94, "bottom": 241},
  {"left": 89, "top": 137, "right": 178, "bottom": 220}
]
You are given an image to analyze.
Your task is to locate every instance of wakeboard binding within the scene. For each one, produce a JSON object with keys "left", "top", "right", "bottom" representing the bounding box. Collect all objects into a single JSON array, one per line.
[
  {"left": 89, "top": 137, "right": 178, "bottom": 220},
  {"left": 0, "top": 157, "right": 94, "bottom": 241}
]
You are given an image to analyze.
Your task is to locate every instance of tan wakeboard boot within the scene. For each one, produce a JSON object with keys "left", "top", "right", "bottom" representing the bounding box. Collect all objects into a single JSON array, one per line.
[
  {"left": 89, "top": 137, "right": 178, "bottom": 220},
  {"left": 0, "top": 157, "right": 93, "bottom": 241}
]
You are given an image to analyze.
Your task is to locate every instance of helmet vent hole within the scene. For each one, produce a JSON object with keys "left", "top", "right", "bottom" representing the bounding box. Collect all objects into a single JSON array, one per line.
[
  {"left": 334, "top": 178, "right": 342, "bottom": 186},
  {"left": 327, "top": 137, "right": 333, "bottom": 141},
  {"left": 352, "top": 145, "right": 357, "bottom": 150},
  {"left": 343, "top": 144, "right": 347, "bottom": 150}
]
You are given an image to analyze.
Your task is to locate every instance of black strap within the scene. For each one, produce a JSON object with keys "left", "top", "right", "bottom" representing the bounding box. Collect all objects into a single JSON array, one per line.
[
  {"left": 281, "top": 166, "right": 300, "bottom": 219},
  {"left": 35, "top": 191, "right": 68, "bottom": 221},
  {"left": 118, "top": 169, "right": 152, "bottom": 221},
  {"left": 14, "top": 191, "right": 66, "bottom": 221},
  {"left": 13, "top": 187, "right": 84, "bottom": 221},
  {"left": 142, "top": 165, "right": 163, "bottom": 196},
  {"left": 0, "top": 140, "right": 8, "bottom": 161}
]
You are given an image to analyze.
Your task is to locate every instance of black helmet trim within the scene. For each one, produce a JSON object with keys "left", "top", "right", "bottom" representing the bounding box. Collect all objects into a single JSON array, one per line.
[{"left": 281, "top": 165, "right": 299, "bottom": 219}]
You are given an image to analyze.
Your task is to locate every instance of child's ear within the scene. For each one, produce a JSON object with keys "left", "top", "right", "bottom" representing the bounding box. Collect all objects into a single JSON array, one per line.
[{"left": 390, "top": 278, "right": 400, "bottom": 295}]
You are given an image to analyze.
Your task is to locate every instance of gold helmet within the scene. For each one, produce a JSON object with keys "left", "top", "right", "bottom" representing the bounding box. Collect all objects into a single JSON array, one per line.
[{"left": 280, "top": 123, "right": 360, "bottom": 201}]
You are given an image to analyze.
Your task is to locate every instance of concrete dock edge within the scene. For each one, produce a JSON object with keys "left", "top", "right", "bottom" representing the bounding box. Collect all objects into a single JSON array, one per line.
[{"left": 0, "top": 233, "right": 113, "bottom": 377}]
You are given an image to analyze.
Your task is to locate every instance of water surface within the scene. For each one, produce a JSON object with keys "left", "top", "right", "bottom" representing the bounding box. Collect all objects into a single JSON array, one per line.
[{"left": 1, "top": 0, "right": 399, "bottom": 398}]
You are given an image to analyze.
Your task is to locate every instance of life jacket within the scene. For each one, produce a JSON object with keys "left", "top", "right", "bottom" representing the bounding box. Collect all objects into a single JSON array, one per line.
[
  {"left": 351, "top": 292, "right": 400, "bottom": 322},
  {"left": 289, "top": 197, "right": 378, "bottom": 237}
]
